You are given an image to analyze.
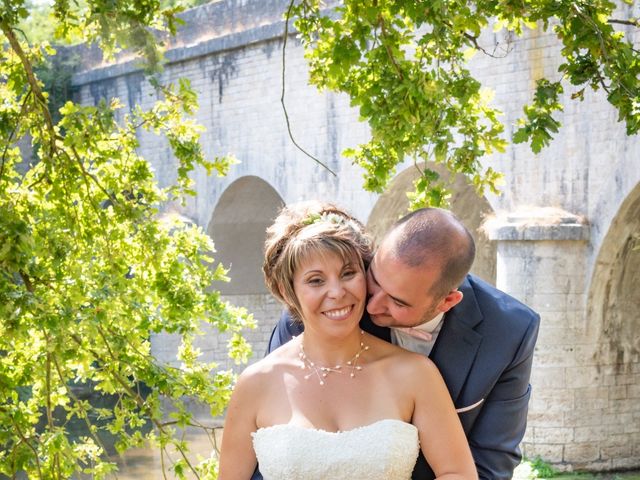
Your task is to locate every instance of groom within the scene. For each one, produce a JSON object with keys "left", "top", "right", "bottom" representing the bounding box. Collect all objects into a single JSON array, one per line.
[{"left": 261, "top": 207, "right": 540, "bottom": 480}]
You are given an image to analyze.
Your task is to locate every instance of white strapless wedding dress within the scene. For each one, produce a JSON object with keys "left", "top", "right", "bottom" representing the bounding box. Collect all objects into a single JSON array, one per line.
[{"left": 252, "top": 418, "right": 419, "bottom": 480}]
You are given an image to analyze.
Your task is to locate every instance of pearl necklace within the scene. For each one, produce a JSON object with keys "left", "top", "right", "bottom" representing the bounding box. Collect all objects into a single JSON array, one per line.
[{"left": 299, "top": 331, "right": 370, "bottom": 386}]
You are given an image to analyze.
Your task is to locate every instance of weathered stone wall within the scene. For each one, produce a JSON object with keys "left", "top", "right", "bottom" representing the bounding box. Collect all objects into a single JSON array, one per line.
[{"left": 71, "top": 0, "right": 640, "bottom": 471}]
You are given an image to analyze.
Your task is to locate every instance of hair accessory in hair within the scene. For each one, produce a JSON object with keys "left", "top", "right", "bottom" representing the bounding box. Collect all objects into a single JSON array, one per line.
[{"left": 302, "top": 211, "right": 359, "bottom": 230}]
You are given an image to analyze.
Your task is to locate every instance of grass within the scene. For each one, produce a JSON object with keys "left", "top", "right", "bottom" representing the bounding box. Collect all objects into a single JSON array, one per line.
[{"left": 514, "top": 459, "right": 640, "bottom": 480}]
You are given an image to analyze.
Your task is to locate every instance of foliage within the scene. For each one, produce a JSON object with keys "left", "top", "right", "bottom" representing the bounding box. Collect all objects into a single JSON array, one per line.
[
  {"left": 515, "top": 459, "right": 640, "bottom": 479},
  {"left": 18, "top": 0, "right": 213, "bottom": 47},
  {"left": 0, "top": 0, "right": 253, "bottom": 478},
  {"left": 290, "top": 0, "right": 640, "bottom": 208},
  {"left": 17, "top": 1, "right": 72, "bottom": 45},
  {"left": 33, "top": 49, "right": 82, "bottom": 124},
  {"left": 529, "top": 457, "right": 559, "bottom": 478}
]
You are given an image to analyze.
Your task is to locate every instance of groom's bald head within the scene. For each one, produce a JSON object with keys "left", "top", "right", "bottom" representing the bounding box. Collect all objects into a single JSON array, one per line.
[{"left": 382, "top": 208, "right": 475, "bottom": 296}]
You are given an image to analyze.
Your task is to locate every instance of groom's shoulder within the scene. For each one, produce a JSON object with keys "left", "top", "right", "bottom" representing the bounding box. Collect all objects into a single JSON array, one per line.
[{"left": 462, "top": 274, "right": 539, "bottom": 327}]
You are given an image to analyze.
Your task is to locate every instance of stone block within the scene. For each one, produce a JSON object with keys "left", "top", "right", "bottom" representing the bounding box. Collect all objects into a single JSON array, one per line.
[
  {"left": 573, "top": 386, "right": 610, "bottom": 400},
  {"left": 574, "top": 425, "right": 610, "bottom": 443},
  {"left": 601, "top": 413, "right": 634, "bottom": 432},
  {"left": 575, "top": 396, "right": 609, "bottom": 410},
  {"left": 564, "top": 409, "right": 607, "bottom": 427},
  {"left": 565, "top": 366, "right": 603, "bottom": 388},
  {"left": 535, "top": 326, "right": 592, "bottom": 346},
  {"left": 531, "top": 366, "right": 567, "bottom": 388},
  {"left": 634, "top": 438, "right": 640, "bottom": 457},
  {"left": 521, "top": 443, "right": 564, "bottom": 463},
  {"left": 534, "top": 344, "right": 597, "bottom": 367},
  {"left": 563, "top": 442, "right": 600, "bottom": 463},
  {"left": 606, "top": 398, "right": 639, "bottom": 414},
  {"left": 484, "top": 208, "right": 590, "bottom": 241},
  {"left": 608, "top": 385, "right": 629, "bottom": 400},
  {"left": 614, "top": 373, "right": 640, "bottom": 386},
  {"left": 568, "top": 459, "right": 612, "bottom": 472},
  {"left": 612, "top": 456, "right": 640, "bottom": 470},
  {"left": 527, "top": 410, "right": 564, "bottom": 427},
  {"left": 623, "top": 421, "right": 640, "bottom": 434},
  {"left": 600, "top": 443, "right": 632, "bottom": 459},
  {"left": 532, "top": 426, "right": 575, "bottom": 444}
]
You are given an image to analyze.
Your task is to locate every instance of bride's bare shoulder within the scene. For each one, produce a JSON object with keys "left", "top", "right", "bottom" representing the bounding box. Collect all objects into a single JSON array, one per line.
[
  {"left": 367, "top": 335, "right": 439, "bottom": 377},
  {"left": 226, "top": 342, "right": 300, "bottom": 420},
  {"left": 237, "top": 340, "right": 299, "bottom": 384}
]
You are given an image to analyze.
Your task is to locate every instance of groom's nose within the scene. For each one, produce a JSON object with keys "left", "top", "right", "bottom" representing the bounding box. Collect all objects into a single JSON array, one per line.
[{"left": 366, "top": 285, "right": 385, "bottom": 315}]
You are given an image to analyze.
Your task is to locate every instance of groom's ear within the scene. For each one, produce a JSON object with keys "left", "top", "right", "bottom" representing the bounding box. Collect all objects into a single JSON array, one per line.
[{"left": 438, "top": 290, "right": 464, "bottom": 314}]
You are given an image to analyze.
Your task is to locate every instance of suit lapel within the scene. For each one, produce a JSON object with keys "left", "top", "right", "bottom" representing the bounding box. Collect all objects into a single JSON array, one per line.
[
  {"left": 429, "top": 276, "right": 483, "bottom": 404},
  {"left": 360, "top": 312, "right": 391, "bottom": 342}
]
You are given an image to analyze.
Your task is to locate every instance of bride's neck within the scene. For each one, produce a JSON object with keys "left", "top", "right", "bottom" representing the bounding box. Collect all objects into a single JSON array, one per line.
[{"left": 300, "top": 330, "right": 366, "bottom": 366}]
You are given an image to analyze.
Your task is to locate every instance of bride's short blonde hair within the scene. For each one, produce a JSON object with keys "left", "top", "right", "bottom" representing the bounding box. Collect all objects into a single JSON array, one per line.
[{"left": 263, "top": 201, "right": 372, "bottom": 322}]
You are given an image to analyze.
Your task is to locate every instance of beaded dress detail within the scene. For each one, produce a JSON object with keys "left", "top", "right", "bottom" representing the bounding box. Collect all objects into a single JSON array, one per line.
[{"left": 252, "top": 419, "right": 419, "bottom": 480}]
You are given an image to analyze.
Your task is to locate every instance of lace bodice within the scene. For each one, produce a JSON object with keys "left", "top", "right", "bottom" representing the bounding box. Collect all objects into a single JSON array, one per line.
[{"left": 252, "top": 419, "right": 419, "bottom": 480}]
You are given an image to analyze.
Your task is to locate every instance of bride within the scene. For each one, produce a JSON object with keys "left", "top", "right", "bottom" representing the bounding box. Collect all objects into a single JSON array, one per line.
[{"left": 218, "top": 202, "right": 477, "bottom": 480}]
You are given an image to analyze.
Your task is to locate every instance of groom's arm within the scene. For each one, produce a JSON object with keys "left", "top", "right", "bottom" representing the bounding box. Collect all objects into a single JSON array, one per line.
[
  {"left": 468, "top": 312, "right": 540, "bottom": 480},
  {"left": 266, "top": 310, "right": 304, "bottom": 353}
]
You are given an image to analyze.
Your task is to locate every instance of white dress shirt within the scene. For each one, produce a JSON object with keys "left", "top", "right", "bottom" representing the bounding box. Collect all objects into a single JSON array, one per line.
[{"left": 390, "top": 313, "right": 445, "bottom": 357}]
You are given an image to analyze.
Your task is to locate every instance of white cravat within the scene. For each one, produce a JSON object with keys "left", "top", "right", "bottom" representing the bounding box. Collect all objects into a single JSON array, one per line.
[{"left": 390, "top": 313, "right": 444, "bottom": 357}]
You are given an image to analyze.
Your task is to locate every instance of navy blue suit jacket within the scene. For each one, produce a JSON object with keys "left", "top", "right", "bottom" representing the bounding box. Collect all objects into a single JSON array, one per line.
[{"left": 253, "top": 274, "right": 540, "bottom": 480}]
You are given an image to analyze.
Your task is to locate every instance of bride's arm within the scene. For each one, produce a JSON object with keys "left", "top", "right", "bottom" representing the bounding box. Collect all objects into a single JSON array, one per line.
[
  {"left": 218, "top": 368, "right": 260, "bottom": 480},
  {"left": 411, "top": 357, "right": 478, "bottom": 480}
]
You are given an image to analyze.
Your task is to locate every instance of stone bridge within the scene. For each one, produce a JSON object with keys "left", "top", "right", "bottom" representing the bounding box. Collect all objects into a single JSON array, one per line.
[{"left": 71, "top": 0, "right": 640, "bottom": 471}]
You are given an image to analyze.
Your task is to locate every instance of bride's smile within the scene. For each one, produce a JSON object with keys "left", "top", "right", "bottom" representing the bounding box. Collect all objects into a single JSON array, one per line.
[{"left": 322, "top": 305, "right": 353, "bottom": 319}]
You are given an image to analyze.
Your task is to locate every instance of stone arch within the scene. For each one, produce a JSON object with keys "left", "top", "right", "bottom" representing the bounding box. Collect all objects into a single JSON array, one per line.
[
  {"left": 589, "top": 181, "right": 640, "bottom": 371},
  {"left": 207, "top": 176, "right": 284, "bottom": 295},
  {"left": 366, "top": 164, "right": 497, "bottom": 285}
]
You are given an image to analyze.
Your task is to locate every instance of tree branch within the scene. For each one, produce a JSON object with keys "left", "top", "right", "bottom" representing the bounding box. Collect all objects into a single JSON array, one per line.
[
  {"left": 573, "top": 6, "right": 636, "bottom": 101},
  {"left": 19, "top": 271, "right": 34, "bottom": 292},
  {"left": 160, "top": 446, "right": 169, "bottom": 480},
  {"left": 45, "top": 351, "right": 62, "bottom": 479},
  {"left": 377, "top": 15, "right": 404, "bottom": 80},
  {"left": 11, "top": 419, "right": 43, "bottom": 479},
  {"left": 280, "top": 0, "right": 336, "bottom": 176},
  {"left": 463, "top": 32, "right": 510, "bottom": 59},
  {"left": 0, "top": 19, "right": 56, "bottom": 157},
  {"left": 608, "top": 18, "right": 640, "bottom": 27},
  {"left": 68, "top": 144, "right": 116, "bottom": 214}
]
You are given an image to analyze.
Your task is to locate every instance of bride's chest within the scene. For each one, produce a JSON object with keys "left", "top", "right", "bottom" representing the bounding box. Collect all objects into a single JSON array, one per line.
[{"left": 257, "top": 370, "right": 412, "bottom": 431}]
